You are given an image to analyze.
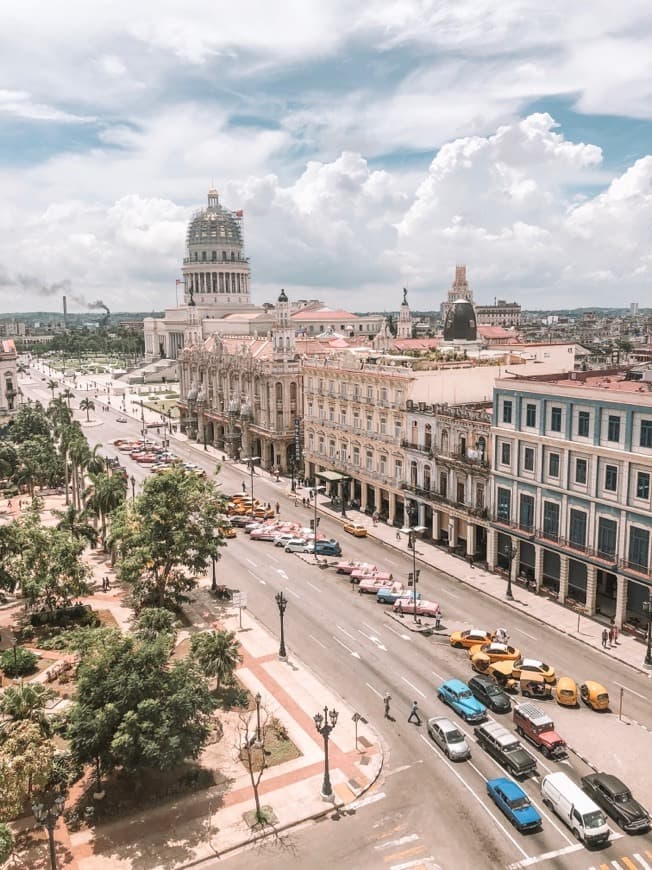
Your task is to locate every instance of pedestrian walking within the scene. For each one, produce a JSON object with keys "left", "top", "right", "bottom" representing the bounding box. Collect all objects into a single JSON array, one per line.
[
  {"left": 275, "top": 501, "right": 280, "bottom": 516},
  {"left": 608, "top": 625, "right": 614, "bottom": 646},
  {"left": 396, "top": 529, "right": 401, "bottom": 541},
  {"left": 601, "top": 628, "right": 608, "bottom": 648},
  {"left": 242, "top": 481, "right": 246, "bottom": 493},
  {"left": 408, "top": 701, "right": 421, "bottom": 725},
  {"left": 384, "top": 692, "right": 391, "bottom": 719},
  {"left": 101, "top": 576, "right": 107, "bottom": 592},
  {"left": 613, "top": 623, "right": 619, "bottom": 644}
]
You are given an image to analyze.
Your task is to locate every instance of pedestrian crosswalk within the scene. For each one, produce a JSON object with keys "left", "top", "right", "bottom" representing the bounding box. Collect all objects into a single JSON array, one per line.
[
  {"left": 368, "top": 817, "right": 440, "bottom": 870},
  {"left": 588, "top": 849, "right": 652, "bottom": 870}
]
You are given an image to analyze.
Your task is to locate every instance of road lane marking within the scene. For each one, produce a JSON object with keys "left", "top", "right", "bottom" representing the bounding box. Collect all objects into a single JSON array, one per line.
[
  {"left": 375, "top": 834, "right": 420, "bottom": 850},
  {"left": 383, "top": 845, "right": 425, "bottom": 863},
  {"left": 285, "top": 587, "right": 301, "bottom": 599},
  {"left": 614, "top": 681, "right": 647, "bottom": 701},
  {"left": 247, "top": 570, "right": 260, "bottom": 580},
  {"left": 246, "top": 558, "right": 257, "bottom": 568},
  {"left": 431, "top": 668, "right": 446, "bottom": 681},
  {"left": 506, "top": 843, "right": 586, "bottom": 869},
  {"left": 305, "top": 580, "right": 322, "bottom": 592},
  {"left": 420, "top": 734, "right": 529, "bottom": 860},
  {"left": 365, "top": 682, "right": 383, "bottom": 698},
  {"left": 268, "top": 553, "right": 279, "bottom": 563},
  {"left": 358, "top": 629, "right": 387, "bottom": 651},
  {"left": 276, "top": 569, "right": 288, "bottom": 579},
  {"left": 512, "top": 627, "right": 537, "bottom": 640},
  {"left": 401, "top": 677, "right": 426, "bottom": 699},
  {"left": 385, "top": 559, "right": 397, "bottom": 566},
  {"left": 332, "top": 635, "right": 361, "bottom": 659},
  {"left": 634, "top": 855, "right": 652, "bottom": 870},
  {"left": 384, "top": 624, "right": 411, "bottom": 641},
  {"left": 621, "top": 858, "right": 639, "bottom": 870},
  {"left": 389, "top": 860, "right": 438, "bottom": 870},
  {"left": 384, "top": 762, "right": 423, "bottom": 777},
  {"left": 336, "top": 624, "right": 356, "bottom": 640},
  {"left": 439, "top": 589, "right": 459, "bottom": 599},
  {"left": 309, "top": 634, "right": 327, "bottom": 650},
  {"left": 348, "top": 791, "right": 385, "bottom": 810}
]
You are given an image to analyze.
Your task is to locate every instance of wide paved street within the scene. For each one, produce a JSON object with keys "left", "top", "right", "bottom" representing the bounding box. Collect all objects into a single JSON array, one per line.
[{"left": 22, "top": 372, "right": 652, "bottom": 869}]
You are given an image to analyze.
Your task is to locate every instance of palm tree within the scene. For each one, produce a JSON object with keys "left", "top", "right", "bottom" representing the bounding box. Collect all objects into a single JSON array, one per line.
[
  {"left": 46, "top": 379, "right": 57, "bottom": 400},
  {"left": 190, "top": 629, "right": 242, "bottom": 691},
  {"left": 0, "top": 683, "right": 56, "bottom": 735},
  {"left": 53, "top": 503, "right": 98, "bottom": 547},
  {"left": 85, "top": 444, "right": 105, "bottom": 477},
  {"left": 85, "top": 471, "right": 125, "bottom": 547},
  {"left": 79, "top": 398, "right": 95, "bottom": 422},
  {"left": 61, "top": 388, "right": 75, "bottom": 410}
]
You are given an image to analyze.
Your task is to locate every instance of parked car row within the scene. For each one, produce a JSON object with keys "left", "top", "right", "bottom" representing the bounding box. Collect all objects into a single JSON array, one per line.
[{"left": 112, "top": 439, "right": 205, "bottom": 476}]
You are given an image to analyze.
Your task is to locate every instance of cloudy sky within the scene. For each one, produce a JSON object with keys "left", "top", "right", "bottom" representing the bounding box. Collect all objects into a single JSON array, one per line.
[{"left": 1, "top": 1, "right": 651, "bottom": 315}]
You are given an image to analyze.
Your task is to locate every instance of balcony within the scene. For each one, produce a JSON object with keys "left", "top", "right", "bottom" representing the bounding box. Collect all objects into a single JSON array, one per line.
[
  {"left": 401, "top": 439, "right": 433, "bottom": 456},
  {"left": 434, "top": 448, "right": 490, "bottom": 470}
]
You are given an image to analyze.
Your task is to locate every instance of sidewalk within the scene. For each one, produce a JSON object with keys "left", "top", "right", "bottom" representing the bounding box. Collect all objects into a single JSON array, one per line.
[{"left": 308, "top": 496, "right": 652, "bottom": 677}]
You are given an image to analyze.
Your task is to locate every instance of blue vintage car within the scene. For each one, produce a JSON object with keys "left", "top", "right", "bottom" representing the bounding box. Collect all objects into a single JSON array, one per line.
[
  {"left": 437, "top": 678, "right": 487, "bottom": 723},
  {"left": 486, "top": 777, "right": 542, "bottom": 833},
  {"left": 376, "top": 585, "right": 422, "bottom": 604}
]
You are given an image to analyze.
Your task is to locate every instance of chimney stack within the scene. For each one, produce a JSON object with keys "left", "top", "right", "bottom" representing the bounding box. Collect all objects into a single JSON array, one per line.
[{"left": 62, "top": 295, "right": 68, "bottom": 326}]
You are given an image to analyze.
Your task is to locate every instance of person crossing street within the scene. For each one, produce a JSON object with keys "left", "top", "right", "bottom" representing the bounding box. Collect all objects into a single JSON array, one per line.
[
  {"left": 408, "top": 700, "right": 421, "bottom": 725},
  {"left": 384, "top": 692, "right": 391, "bottom": 719}
]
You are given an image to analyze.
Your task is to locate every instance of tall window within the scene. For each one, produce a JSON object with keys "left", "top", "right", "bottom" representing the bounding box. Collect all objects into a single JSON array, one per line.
[
  {"left": 395, "top": 460, "right": 402, "bottom": 481},
  {"left": 628, "top": 527, "right": 650, "bottom": 571},
  {"left": 497, "top": 487, "right": 511, "bottom": 522},
  {"left": 597, "top": 517, "right": 617, "bottom": 558},
  {"left": 543, "top": 501, "right": 560, "bottom": 540},
  {"left": 577, "top": 411, "right": 590, "bottom": 437},
  {"left": 457, "top": 481, "right": 465, "bottom": 504},
  {"left": 604, "top": 464, "right": 618, "bottom": 492},
  {"left": 523, "top": 447, "right": 535, "bottom": 472},
  {"left": 526, "top": 404, "right": 537, "bottom": 427},
  {"left": 439, "top": 472, "right": 448, "bottom": 498},
  {"left": 575, "top": 458, "right": 588, "bottom": 484},
  {"left": 548, "top": 452, "right": 560, "bottom": 478},
  {"left": 641, "top": 419, "right": 652, "bottom": 448},
  {"left": 551, "top": 406, "right": 562, "bottom": 432},
  {"left": 502, "top": 400, "right": 513, "bottom": 424},
  {"left": 568, "top": 509, "right": 587, "bottom": 548},
  {"left": 366, "top": 451, "right": 373, "bottom": 471},
  {"left": 379, "top": 454, "right": 387, "bottom": 475},
  {"left": 501, "top": 442, "right": 511, "bottom": 465},
  {"left": 607, "top": 415, "right": 621, "bottom": 442},
  {"left": 636, "top": 471, "right": 650, "bottom": 499},
  {"left": 353, "top": 447, "right": 360, "bottom": 467},
  {"left": 519, "top": 494, "right": 535, "bottom": 531}
]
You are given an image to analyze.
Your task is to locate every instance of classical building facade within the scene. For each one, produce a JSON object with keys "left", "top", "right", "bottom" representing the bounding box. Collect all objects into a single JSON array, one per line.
[
  {"left": 475, "top": 300, "right": 521, "bottom": 327},
  {"left": 403, "top": 402, "right": 491, "bottom": 559},
  {"left": 0, "top": 339, "right": 18, "bottom": 416},
  {"left": 489, "top": 369, "right": 652, "bottom": 630},
  {"left": 440, "top": 265, "right": 474, "bottom": 320}
]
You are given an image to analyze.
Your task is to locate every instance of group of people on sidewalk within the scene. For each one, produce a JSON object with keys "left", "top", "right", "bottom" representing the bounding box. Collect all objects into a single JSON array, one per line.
[{"left": 601, "top": 622, "right": 619, "bottom": 649}]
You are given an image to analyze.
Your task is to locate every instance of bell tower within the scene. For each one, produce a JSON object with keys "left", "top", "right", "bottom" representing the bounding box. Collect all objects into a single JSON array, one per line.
[
  {"left": 397, "top": 287, "right": 412, "bottom": 339},
  {"left": 273, "top": 289, "right": 295, "bottom": 359}
]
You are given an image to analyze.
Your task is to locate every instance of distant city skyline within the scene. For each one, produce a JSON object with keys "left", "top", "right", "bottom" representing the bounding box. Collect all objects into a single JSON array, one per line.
[{"left": 0, "top": 2, "right": 651, "bottom": 313}]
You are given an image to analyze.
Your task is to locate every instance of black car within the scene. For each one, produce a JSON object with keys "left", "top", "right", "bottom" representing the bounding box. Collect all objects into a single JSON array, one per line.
[
  {"left": 468, "top": 675, "right": 512, "bottom": 714},
  {"left": 581, "top": 773, "right": 650, "bottom": 833}
]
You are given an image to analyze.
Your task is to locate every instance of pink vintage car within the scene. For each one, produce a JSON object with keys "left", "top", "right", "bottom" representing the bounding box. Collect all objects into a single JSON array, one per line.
[
  {"left": 358, "top": 575, "right": 396, "bottom": 594},
  {"left": 335, "top": 560, "right": 377, "bottom": 575},
  {"left": 392, "top": 598, "right": 441, "bottom": 617},
  {"left": 351, "top": 568, "right": 393, "bottom": 585}
]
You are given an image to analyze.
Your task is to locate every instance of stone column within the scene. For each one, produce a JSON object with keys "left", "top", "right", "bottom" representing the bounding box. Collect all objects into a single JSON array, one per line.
[
  {"left": 432, "top": 510, "right": 440, "bottom": 541},
  {"left": 510, "top": 537, "right": 520, "bottom": 584},
  {"left": 360, "top": 481, "right": 368, "bottom": 513},
  {"left": 558, "top": 555, "right": 569, "bottom": 605},
  {"left": 388, "top": 491, "right": 396, "bottom": 526},
  {"left": 448, "top": 517, "right": 457, "bottom": 549},
  {"left": 467, "top": 523, "right": 476, "bottom": 558},
  {"left": 418, "top": 503, "right": 426, "bottom": 528},
  {"left": 614, "top": 575, "right": 626, "bottom": 628},
  {"left": 374, "top": 486, "right": 382, "bottom": 514},
  {"left": 487, "top": 528, "right": 497, "bottom": 571},
  {"left": 534, "top": 544, "right": 544, "bottom": 592},
  {"left": 585, "top": 563, "right": 597, "bottom": 616}
]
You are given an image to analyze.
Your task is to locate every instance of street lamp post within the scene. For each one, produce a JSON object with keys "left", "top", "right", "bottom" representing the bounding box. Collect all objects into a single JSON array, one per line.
[
  {"left": 504, "top": 544, "right": 517, "bottom": 601},
  {"left": 340, "top": 477, "right": 348, "bottom": 518},
  {"left": 211, "top": 536, "right": 218, "bottom": 593},
  {"left": 242, "top": 456, "right": 261, "bottom": 519},
  {"left": 255, "top": 691, "right": 262, "bottom": 744},
  {"left": 643, "top": 593, "right": 652, "bottom": 667},
  {"left": 290, "top": 458, "right": 296, "bottom": 493},
  {"left": 313, "top": 705, "right": 338, "bottom": 801},
  {"left": 400, "top": 524, "right": 426, "bottom": 622},
  {"left": 312, "top": 482, "right": 326, "bottom": 561},
  {"left": 130, "top": 475, "right": 136, "bottom": 502},
  {"left": 32, "top": 790, "right": 66, "bottom": 870},
  {"left": 275, "top": 591, "right": 288, "bottom": 661}
]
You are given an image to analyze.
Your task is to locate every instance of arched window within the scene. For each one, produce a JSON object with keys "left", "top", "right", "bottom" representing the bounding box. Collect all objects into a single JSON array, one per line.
[
  {"left": 411, "top": 419, "right": 418, "bottom": 447},
  {"left": 410, "top": 461, "right": 418, "bottom": 487},
  {"left": 275, "top": 382, "right": 283, "bottom": 404},
  {"left": 477, "top": 436, "right": 486, "bottom": 457}
]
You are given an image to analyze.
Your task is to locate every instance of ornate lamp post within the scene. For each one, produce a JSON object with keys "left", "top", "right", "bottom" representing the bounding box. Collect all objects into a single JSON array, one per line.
[
  {"left": 242, "top": 456, "right": 261, "bottom": 518},
  {"left": 255, "top": 691, "right": 262, "bottom": 744},
  {"left": 275, "top": 591, "right": 288, "bottom": 661},
  {"left": 643, "top": 593, "right": 652, "bottom": 667},
  {"left": 504, "top": 544, "right": 517, "bottom": 601},
  {"left": 314, "top": 705, "right": 338, "bottom": 800},
  {"left": 312, "top": 482, "right": 326, "bottom": 561},
  {"left": 211, "top": 535, "right": 218, "bottom": 593},
  {"left": 32, "top": 790, "right": 66, "bottom": 870},
  {"left": 400, "top": 524, "right": 426, "bottom": 622},
  {"left": 130, "top": 475, "right": 136, "bottom": 502}
]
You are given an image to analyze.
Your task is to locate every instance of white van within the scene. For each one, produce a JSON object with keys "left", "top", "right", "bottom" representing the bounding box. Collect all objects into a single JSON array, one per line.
[{"left": 540, "top": 772, "right": 610, "bottom": 846}]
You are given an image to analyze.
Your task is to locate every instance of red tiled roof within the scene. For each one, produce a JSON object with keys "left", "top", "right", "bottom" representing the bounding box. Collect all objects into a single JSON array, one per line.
[
  {"left": 478, "top": 325, "right": 513, "bottom": 339},
  {"left": 392, "top": 338, "right": 440, "bottom": 350}
]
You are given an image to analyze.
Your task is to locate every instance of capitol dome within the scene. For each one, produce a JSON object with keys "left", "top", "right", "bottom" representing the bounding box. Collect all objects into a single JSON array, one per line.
[
  {"left": 443, "top": 299, "right": 477, "bottom": 342},
  {"left": 186, "top": 189, "right": 243, "bottom": 249}
]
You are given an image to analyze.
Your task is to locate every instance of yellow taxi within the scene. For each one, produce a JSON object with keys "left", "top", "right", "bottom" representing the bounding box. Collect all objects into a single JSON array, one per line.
[
  {"left": 468, "top": 642, "right": 522, "bottom": 663},
  {"left": 511, "top": 659, "right": 556, "bottom": 685},
  {"left": 221, "top": 524, "right": 237, "bottom": 539},
  {"left": 555, "top": 676, "right": 578, "bottom": 707},
  {"left": 343, "top": 522, "right": 368, "bottom": 538},
  {"left": 449, "top": 628, "right": 494, "bottom": 649},
  {"left": 579, "top": 681, "right": 610, "bottom": 711}
]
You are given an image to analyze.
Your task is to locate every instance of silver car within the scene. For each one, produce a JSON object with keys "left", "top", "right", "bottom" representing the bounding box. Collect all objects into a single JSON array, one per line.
[{"left": 427, "top": 716, "right": 471, "bottom": 761}]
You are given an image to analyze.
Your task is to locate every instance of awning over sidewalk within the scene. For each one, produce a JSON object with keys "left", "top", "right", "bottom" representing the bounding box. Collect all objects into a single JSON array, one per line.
[{"left": 315, "top": 470, "right": 350, "bottom": 483}]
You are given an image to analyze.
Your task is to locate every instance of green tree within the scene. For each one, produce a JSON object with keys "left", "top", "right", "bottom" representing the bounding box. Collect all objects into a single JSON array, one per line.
[
  {"left": 0, "top": 722, "right": 56, "bottom": 819},
  {"left": 47, "top": 379, "right": 58, "bottom": 401},
  {"left": 190, "top": 629, "right": 241, "bottom": 691},
  {"left": 109, "top": 468, "right": 226, "bottom": 611},
  {"left": 69, "top": 634, "right": 215, "bottom": 786},
  {"left": 133, "top": 608, "right": 177, "bottom": 650},
  {"left": 0, "top": 683, "right": 56, "bottom": 735},
  {"left": 79, "top": 397, "right": 95, "bottom": 421},
  {"left": 53, "top": 503, "right": 99, "bottom": 547},
  {"left": 0, "top": 822, "right": 13, "bottom": 865},
  {"left": 61, "top": 388, "right": 75, "bottom": 409},
  {"left": 85, "top": 470, "right": 125, "bottom": 547}
]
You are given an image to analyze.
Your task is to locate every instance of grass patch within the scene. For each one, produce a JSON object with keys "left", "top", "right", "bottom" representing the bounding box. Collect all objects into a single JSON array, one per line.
[{"left": 239, "top": 717, "right": 301, "bottom": 771}]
